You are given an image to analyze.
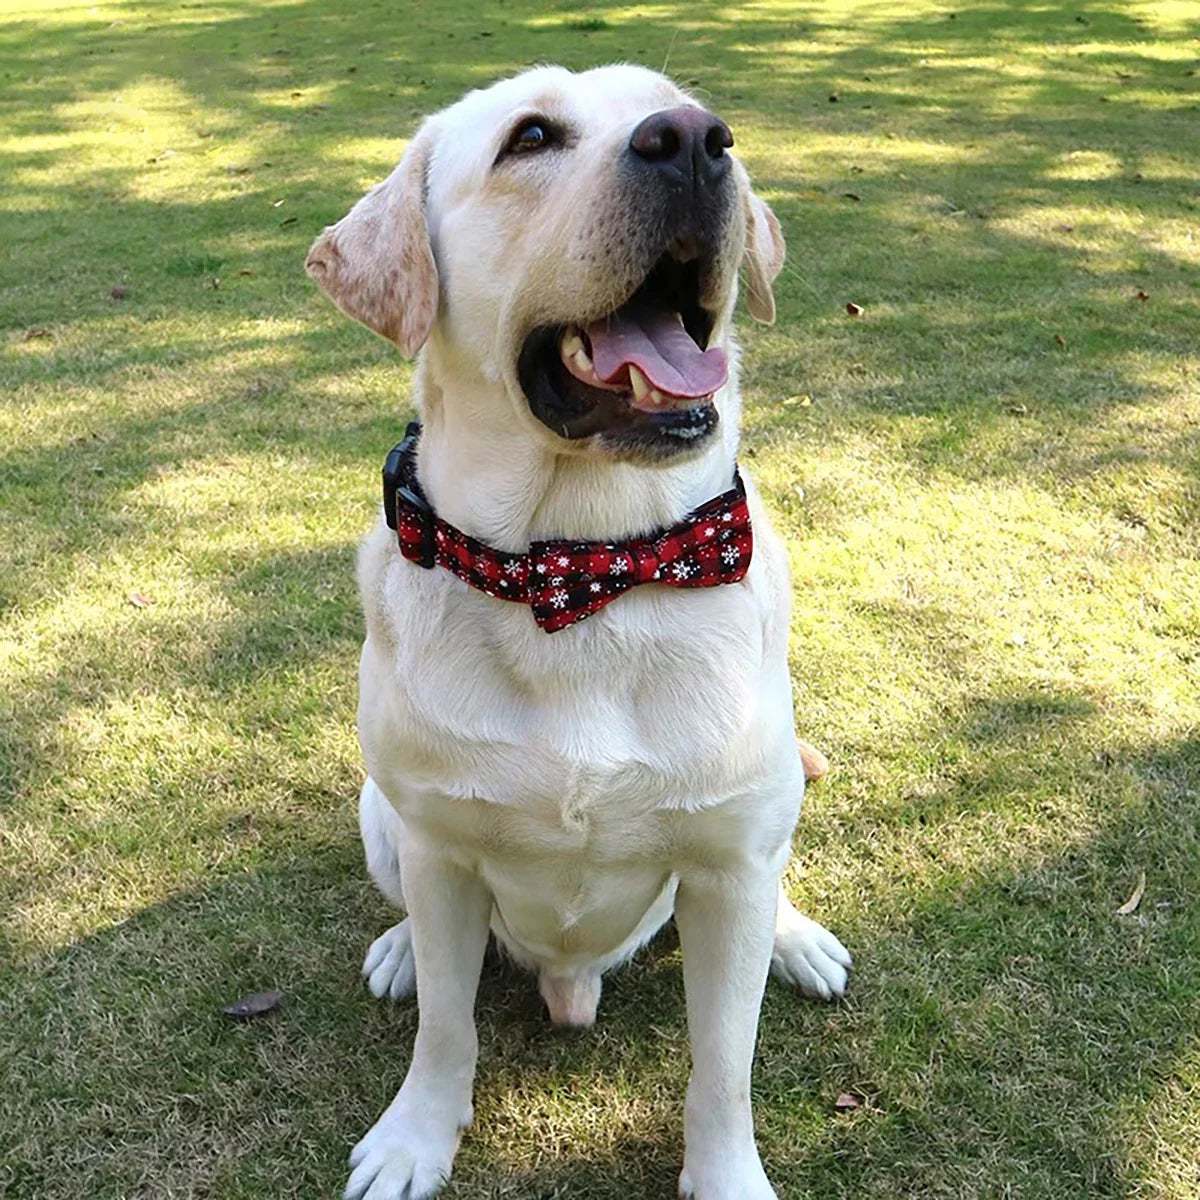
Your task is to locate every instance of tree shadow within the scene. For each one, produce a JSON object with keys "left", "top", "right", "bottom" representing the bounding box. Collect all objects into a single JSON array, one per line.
[
  {"left": 5, "top": 0, "right": 1194, "bottom": 511},
  {"left": 2, "top": 715, "right": 1195, "bottom": 1198},
  {"left": 3, "top": 0, "right": 1199, "bottom": 1197}
]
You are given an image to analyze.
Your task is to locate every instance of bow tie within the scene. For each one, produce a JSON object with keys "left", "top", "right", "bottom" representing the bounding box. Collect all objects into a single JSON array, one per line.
[{"left": 383, "top": 422, "right": 753, "bottom": 633}]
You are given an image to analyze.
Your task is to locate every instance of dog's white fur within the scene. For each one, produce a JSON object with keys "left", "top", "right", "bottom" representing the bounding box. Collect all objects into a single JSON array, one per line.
[{"left": 308, "top": 64, "right": 850, "bottom": 1200}]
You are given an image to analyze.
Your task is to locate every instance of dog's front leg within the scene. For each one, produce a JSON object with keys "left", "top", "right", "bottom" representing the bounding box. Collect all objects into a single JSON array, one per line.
[
  {"left": 344, "top": 844, "right": 491, "bottom": 1200},
  {"left": 675, "top": 866, "right": 780, "bottom": 1200}
]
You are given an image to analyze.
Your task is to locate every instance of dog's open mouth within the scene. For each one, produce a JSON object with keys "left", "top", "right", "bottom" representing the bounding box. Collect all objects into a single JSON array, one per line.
[{"left": 518, "top": 251, "right": 725, "bottom": 454}]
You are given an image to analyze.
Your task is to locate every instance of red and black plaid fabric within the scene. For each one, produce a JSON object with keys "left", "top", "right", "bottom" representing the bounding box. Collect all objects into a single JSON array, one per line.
[{"left": 387, "top": 424, "right": 752, "bottom": 633}]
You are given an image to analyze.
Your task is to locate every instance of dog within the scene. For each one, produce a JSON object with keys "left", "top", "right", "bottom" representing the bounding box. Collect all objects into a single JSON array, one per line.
[{"left": 306, "top": 63, "right": 851, "bottom": 1200}]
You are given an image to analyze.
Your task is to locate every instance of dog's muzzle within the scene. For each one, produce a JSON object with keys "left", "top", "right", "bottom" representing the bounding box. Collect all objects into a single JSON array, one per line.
[{"left": 517, "top": 105, "right": 738, "bottom": 463}]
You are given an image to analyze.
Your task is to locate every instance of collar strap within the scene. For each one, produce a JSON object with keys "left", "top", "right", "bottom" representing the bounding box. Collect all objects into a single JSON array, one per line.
[{"left": 383, "top": 421, "right": 753, "bottom": 633}]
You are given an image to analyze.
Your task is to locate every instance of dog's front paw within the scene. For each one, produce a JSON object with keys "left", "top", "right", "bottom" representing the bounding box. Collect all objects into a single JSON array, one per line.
[
  {"left": 678, "top": 1154, "right": 777, "bottom": 1200},
  {"left": 771, "top": 907, "right": 851, "bottom": 1001},
  {"left": 344, "top": 1096, "right": 467, "bottom": 1200},
  {"left": 362, "top": 920, "right": 416, "bottom": 1001}
]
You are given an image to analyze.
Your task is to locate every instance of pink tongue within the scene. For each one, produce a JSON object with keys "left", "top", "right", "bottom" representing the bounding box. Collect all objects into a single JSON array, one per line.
[{"left": 587, "top": 309, "right": 727, "bottom": 399}]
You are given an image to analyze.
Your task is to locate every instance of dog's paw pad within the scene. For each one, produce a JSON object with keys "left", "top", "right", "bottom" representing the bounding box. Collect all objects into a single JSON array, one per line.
[
  {"left": 362, "top": 920, "right": 416, "bottom": 1001},
  {"left": 771, "top": 911, "right": 851, "bottom": 1001}
]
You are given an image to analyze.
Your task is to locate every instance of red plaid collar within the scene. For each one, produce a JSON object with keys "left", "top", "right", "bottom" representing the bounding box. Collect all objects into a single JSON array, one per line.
[{"left": 383, "top": 422, "right": 753, "bottom": 633}]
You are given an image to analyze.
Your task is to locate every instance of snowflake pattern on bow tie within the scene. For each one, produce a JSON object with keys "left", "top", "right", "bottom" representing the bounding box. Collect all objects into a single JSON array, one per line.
[{"left": 390, "top": 433, "right": 752, "bottom": 632}]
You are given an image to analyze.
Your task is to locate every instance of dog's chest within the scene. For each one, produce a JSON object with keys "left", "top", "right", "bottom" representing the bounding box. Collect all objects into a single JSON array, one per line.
[
  {"left": 404, "top": 773, "right": 679, "bottom": 959},
  {"left": 357, "top": 529, "right": 799, "bottom": 966},
  {"left": 360, "top": 574, "right": 781, "bottom": 814}
]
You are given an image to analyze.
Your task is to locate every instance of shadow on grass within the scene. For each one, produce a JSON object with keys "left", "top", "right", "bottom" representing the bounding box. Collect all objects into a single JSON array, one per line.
[
  {"left": 4, "top": 0, "right": 1196, "bottom": 519},
  {"left": 2, "top": 0, "right": 1199, "bottom": 1197},
  {"left": 2, "top": 718, "right": 1196, "bottom": 1198},
  {"left": 0, "top": 536, "right": 375, "bottom": 859}
]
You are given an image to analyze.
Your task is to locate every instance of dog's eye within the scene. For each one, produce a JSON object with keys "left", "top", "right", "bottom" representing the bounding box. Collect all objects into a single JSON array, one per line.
[{"left": 501, "top": 117, "right": 558, "bottom": 160}]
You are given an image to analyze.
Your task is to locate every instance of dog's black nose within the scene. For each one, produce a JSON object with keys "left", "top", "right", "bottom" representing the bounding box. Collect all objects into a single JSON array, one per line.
[{"left": 629, "top": 106, "right": 733, "bottom": 190}]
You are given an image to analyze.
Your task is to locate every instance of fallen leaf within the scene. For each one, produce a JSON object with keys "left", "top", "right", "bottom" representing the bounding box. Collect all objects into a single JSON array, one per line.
[
  {"left": 23, "top": 327, "right": 52, "bottom": 340},
  {"left": 211, "top": 277, "right": 221, "bottom": 289},
  {"left": 834, "top": 1091, "right": 863, "bottom": 1112},
  {"left": 222, "top": 988, "right": 284, "bottom": 1019},
  {"left": 842, "top": 191, "right": 862, "bottom": 202},
  {"left": 271, "top": 198, "right": 285, "bottom": 207},
  {"left": 1135, "top": 290, "right": 1149, "bottom": 301},
  {"left": 109, "top": 284, "right": 128, "bottom": 300},
  {"left": 783, "top": 394, "right": 813, "bottom": 407},
  {"left": 846, "top": 302, "right": 864, "bottom": 316},
  {"left": 127, "top": 592, "right": 154, "bottom": 608},
  {"left": 197, "top": 128, "right": 213, "bottom": 138},
  {"left": 237, "top": 268, "right": 255, "bottom": 276},
  {"left": 1007, "top": 402, "right": 1029, "bottom": 415},
  {"left": 148, "top": 148, "right": 175, "bottom": 163},
  {"left": 280, "top": 216, "right": 298, "bottom": 226},
  {"left": 1116, "top": 871, "right": 1146, "bottom": 916},
  {"left": 828, "top": 92, "right": 840, "bottom": 103},
  {"left": 1054, "top": 333, "right": 1067, "bottom": 348},
  {"left": 1007, "top": 631, "right": 1027, "bottom": 646}
]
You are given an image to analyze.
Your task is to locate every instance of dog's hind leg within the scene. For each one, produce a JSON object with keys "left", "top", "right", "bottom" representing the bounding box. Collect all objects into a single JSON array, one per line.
[
  {"left": 359, "top": 777, "right": 416, "bottom": 1000},
  {"left": 770, "top": 884, "right": 851, "bottom": 1001}
]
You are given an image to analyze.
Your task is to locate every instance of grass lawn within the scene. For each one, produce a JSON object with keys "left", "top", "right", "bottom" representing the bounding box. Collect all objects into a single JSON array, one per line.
[{"left": 3, "top": 0, "right": 1199, "bottom": 1196}]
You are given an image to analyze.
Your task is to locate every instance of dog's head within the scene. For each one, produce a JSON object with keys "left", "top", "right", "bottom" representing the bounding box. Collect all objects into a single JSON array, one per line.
[{"left": 306, "top": 65, "right": 784, "bottom": 462}]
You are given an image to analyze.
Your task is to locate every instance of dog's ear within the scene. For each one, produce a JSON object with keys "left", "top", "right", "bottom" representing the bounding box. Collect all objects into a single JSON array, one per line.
[
  {"left": 743, "top": 192, "right": 785, "bottom": 325},
  {"left": 305, "top": 123, "right": 438, "bottom": 356}
]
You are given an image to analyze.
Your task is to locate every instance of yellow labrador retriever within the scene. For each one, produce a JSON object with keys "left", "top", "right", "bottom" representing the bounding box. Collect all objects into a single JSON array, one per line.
[{"left": 307, "top": 64, "right": 850, "bottom": 1200}]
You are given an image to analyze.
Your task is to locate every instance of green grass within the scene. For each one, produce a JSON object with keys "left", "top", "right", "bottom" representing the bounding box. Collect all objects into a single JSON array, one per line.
[{"left": 2, "top": 0, "right": 1199, "bottom": 1196}]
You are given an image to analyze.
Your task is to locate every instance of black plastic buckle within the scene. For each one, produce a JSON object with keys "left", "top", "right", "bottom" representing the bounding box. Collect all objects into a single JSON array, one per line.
[{"left": 382, "top": 421, "right": 435, "bottom": 568}]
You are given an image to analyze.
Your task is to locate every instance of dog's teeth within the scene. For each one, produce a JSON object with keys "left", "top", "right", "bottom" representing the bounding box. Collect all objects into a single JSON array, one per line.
[
  {"left": 561, "top": 329, "right": 583, "bottom": 358},
  {"left": 628, "top": 365, "right": 650, "bottom": 401},
  {"left": 649, "top": 387, "right": 666, "bottom": 406},
  {"left": 573, "top": 347, "right": 593, "bottom": 373}
]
